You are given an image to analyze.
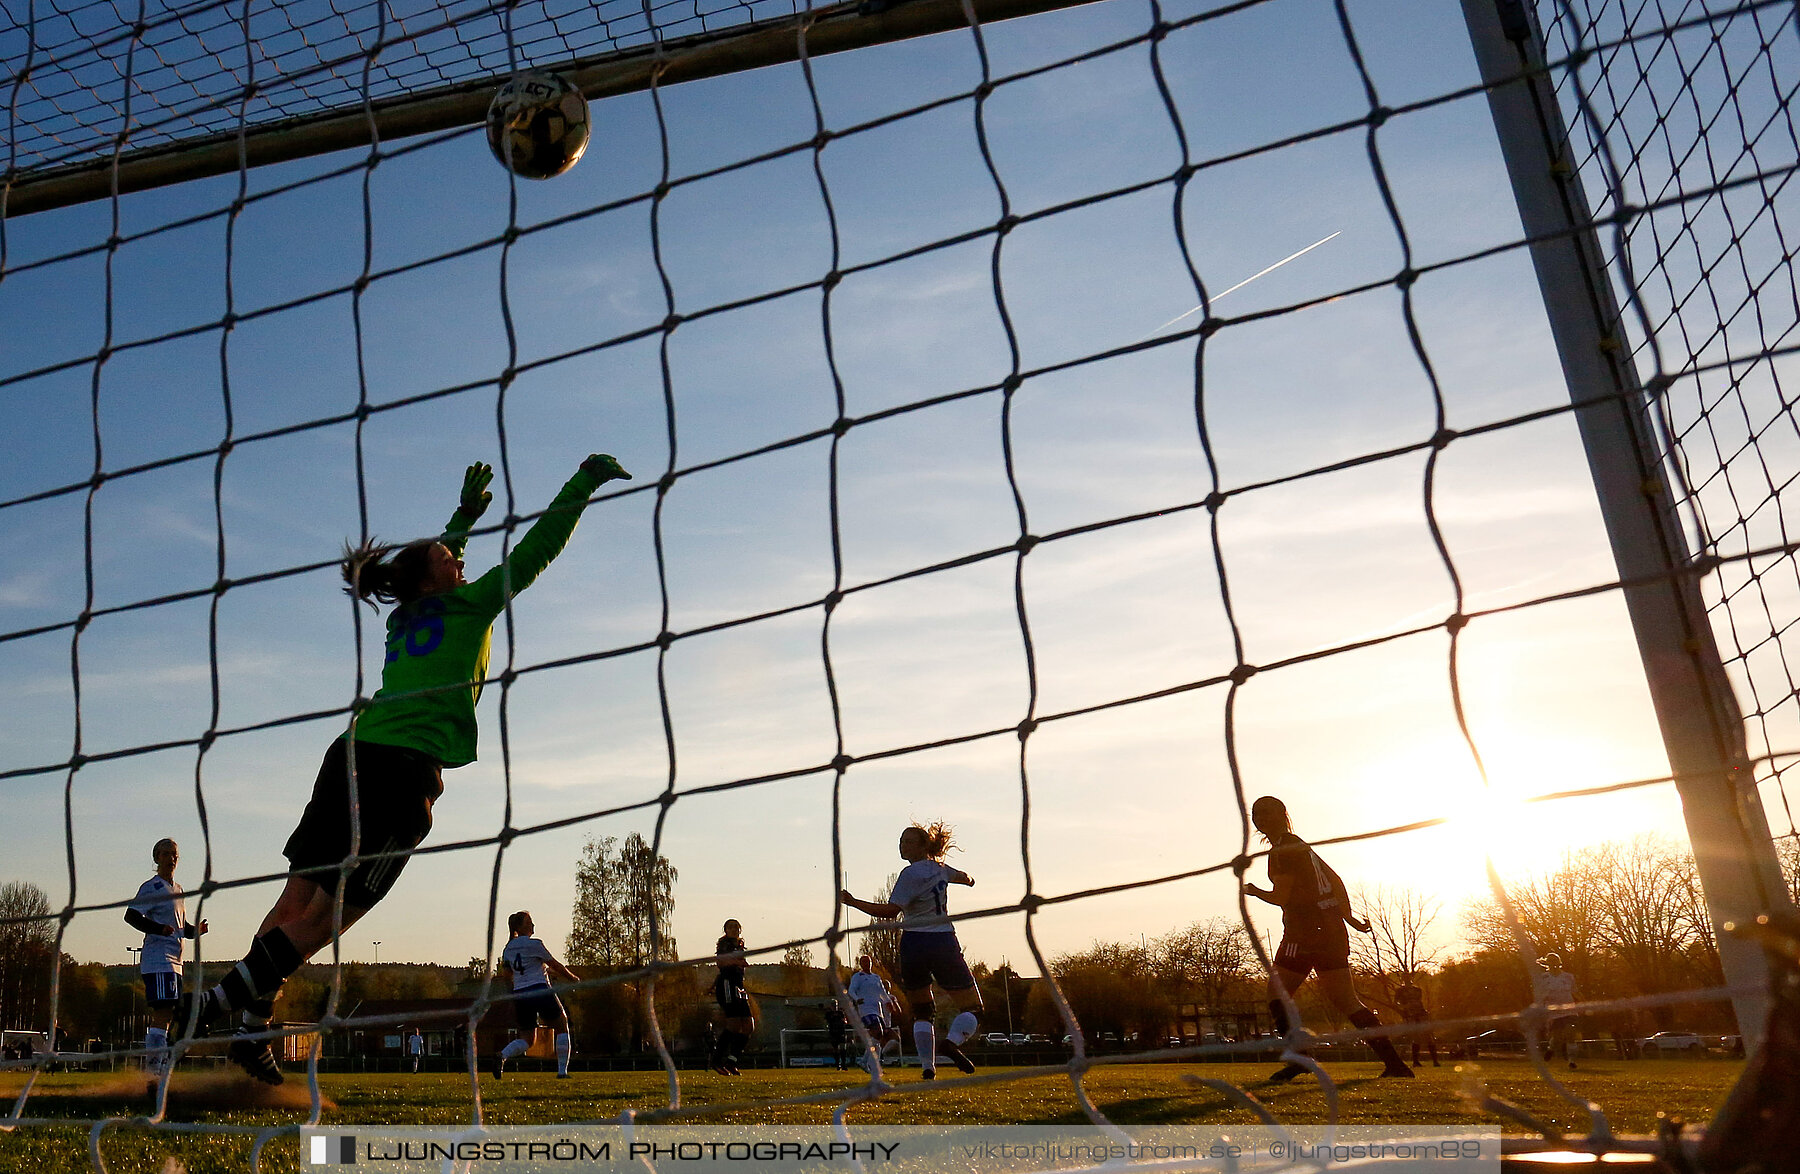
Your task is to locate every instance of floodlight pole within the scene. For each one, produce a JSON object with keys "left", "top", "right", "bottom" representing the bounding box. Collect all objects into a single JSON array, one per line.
[{"left": 1461, "top": 0, "right": 1795, "bottom": 1044}]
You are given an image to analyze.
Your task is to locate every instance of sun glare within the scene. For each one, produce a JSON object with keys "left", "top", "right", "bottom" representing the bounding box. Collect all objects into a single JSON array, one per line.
[{"left": 1351, "top": 730, "right": 1671, "bottom": 900}]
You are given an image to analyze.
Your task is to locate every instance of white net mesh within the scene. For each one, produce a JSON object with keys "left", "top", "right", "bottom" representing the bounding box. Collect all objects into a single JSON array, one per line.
[{"left": 2, "top": 0, "right": 1797, "bottom": 1168}]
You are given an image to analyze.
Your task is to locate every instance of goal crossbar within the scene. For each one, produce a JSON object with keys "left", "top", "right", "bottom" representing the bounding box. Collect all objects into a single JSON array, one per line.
[{"left": 3, "top": 0, "right": 1104, "bottom": 219}]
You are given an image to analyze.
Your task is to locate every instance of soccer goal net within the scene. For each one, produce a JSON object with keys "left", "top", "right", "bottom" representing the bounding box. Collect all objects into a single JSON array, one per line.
[{"left": 3, "top": 0, "right": 1798, "bottom": 1168}]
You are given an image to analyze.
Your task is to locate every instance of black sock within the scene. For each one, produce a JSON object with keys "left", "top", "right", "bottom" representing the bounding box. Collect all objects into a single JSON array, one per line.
[
  {"left": 1349, "top": 1008, "right": 1405, "bottom": 1068},
  {"left": 215, "top": 928, "right": 304, "bottom": 1013},
  {"left": 1268, "top": 999, "right": 1292, "bottom": 1036}
]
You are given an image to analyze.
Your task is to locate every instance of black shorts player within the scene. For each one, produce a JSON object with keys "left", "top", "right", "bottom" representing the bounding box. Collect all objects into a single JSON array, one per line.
[
  {"left": 1273, "top": 920, "right": 1351, "bottom": 978},
  {"left": 188, "top": 455, "right": 629, "bottom": 1088},
  {"left": 514, "top": 988, "right": 568, "bottom": 1035},
  {"left": 711, "top": 923, "right": 755, "bottom": 1075},
  {"left": 1244, "top": 795, "right": 1413, "bottom": 1080},
  {"left": 1266, "top": 828, "right": 1354, "bottom": 976},
  {"left": 284, "top": 738, "right": 444, "bottom": 909},
  {"left": 714, "top": 968, "right": 752, "bottom": 1019},
  {"left": 898, "top": 931, "right": 977, "bottom": 993}
]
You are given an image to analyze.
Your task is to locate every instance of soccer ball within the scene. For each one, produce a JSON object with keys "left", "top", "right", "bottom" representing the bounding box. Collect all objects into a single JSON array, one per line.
[{"left": 485, "top": 71, "right": 590, "bottom": 180}]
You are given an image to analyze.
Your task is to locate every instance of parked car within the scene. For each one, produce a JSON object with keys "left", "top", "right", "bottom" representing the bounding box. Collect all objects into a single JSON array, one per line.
[
  {"left": 1008, "top": 1033, "right": 1029, "bottom": 1046},
  {"left": 0, "top": 1031, "right": 50, "bottom": 1063},
  {"left": 1462, "top": 1028, "right": 1525, "bottom": 1058},
  {"left": 981, "top": 1033, "right": 1011, "bottom": 1047},
  {"left": 1639, "top": 1031, "right": 1704, "bottom": 1055}
]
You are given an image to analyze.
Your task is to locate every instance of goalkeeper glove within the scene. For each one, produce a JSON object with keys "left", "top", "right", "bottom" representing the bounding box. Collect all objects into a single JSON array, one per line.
[
  {"left": 460, "top": 462, "right": 494, "bottom": 518},
  {"left": 582, "top": 454, "right": 632, "bottom": 483}
]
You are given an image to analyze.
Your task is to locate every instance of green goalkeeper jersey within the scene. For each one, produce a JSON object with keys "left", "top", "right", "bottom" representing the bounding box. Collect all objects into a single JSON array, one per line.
[{"left": 352, "top": 465, "right": 604, "bottom": 767}]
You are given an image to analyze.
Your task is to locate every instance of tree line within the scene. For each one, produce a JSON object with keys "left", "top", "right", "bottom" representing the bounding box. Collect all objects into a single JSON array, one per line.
[{"left": 2, "top": 831, "right": 1795, "bottom": 1052}]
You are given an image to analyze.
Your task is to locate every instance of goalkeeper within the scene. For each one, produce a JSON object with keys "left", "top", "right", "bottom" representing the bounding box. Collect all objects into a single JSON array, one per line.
[{"left": 188, "top": 453, "right": 631, "bottom": 1084}]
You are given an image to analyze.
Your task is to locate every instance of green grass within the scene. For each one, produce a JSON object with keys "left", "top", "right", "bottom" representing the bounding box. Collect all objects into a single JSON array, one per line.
[{"left": 0, "top": 1058, "right": 1745, "bottom": 1173}]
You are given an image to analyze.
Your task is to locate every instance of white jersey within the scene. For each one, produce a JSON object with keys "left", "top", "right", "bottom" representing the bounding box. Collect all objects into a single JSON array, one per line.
[
  {"left": 888, "top": 860, "right": 957, "bottom": 934},
  {"left": 129, "top": 875, "right": 190, "bottom": 974},
  {"left": 1535, "top": 970, "right": 1576, "bottom": 1006},
  {"left": 847, "top": 970, "right": 889, "bottom": 1015},
  {"left": 502, "top": 936, "right": 556, "bottom": 991}
]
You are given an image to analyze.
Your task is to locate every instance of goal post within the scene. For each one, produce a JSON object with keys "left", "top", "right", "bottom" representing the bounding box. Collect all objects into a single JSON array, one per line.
[
  {"left": 1461, "top": 0, "right": 1798, "bottom": 1043},
  {"left": 3, "top": 0, "right": 1108, "bottom": 219}
]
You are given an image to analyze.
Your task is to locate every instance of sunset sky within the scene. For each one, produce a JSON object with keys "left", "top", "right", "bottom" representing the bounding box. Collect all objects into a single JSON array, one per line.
[{"left": 2, "top": 0, "right": 1790, "bottom": 987}]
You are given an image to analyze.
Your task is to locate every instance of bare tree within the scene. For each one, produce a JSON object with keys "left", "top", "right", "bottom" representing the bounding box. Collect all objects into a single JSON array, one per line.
[
  {"left": 1463, "top": 851, "right": 1606, "bottom": 988},
  {"left": 1777, "top": 832, "right": 1800, "bottom": 909},
  {"left": 1349, "top": 884, "right": 1443, "bottom": 1008},
  {"left": 856, "top": 872, "right": 902, "bottom": 985},
  {"left": 1589, "top": 836, "right": 1720, "bottom": 993}
]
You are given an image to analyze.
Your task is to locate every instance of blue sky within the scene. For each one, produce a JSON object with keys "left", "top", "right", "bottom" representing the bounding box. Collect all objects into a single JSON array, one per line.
[{"left": 0, "top": 0, "right": 1765, "bottom": 978}]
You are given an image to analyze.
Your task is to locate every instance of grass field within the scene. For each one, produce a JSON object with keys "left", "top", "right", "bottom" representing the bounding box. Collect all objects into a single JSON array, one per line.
[{"left": 0, "top": 1058, "right": 1744, "bottom": 1172}]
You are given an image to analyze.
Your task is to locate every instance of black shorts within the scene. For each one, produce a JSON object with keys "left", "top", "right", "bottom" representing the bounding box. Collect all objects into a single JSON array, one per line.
[
  {"left": 514, "top": 987, "right": 567, "bottom": 1034},
  {"left": 283, "top": 738, "right": 443, "bottom": 910},
  {"left": 1274, "top": 924, "right": 1350, "bottom": 977},
  {"left": 142, "top": 971, "right": 181, "bottom": 1008},
  {"left": 898, "top": 931, "right": 975, "bottom": 993},
  {"left": 715, "top": 972, "right": 752, "bottom": 1018}
]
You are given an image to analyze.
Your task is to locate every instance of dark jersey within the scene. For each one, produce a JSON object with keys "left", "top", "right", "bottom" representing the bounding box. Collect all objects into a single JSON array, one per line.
[{"left": 1267, "top": 832, "right": 1349, "bottom": 939}]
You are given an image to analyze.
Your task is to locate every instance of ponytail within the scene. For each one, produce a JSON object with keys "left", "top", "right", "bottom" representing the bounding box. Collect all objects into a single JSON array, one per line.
[
  {"left": 342, "top": 539, "right": 436, "bottom": 608},
  {"left": 911, "top": 820, "right": 956, "bottom": 859}
]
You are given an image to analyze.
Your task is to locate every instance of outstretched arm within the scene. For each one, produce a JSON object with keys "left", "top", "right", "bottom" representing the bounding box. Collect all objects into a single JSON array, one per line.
[
  {"left": 443, "top": 462, "right": 494, "bottom": 559},
  {"left": 466, "top": 454, "right": 631, "bottom": 610},
  {"left": 840, "top": 890, "right": 901, "bottom": 919},
  {"left": 946, "top": 868, "right": 975, "bottom": 887}
]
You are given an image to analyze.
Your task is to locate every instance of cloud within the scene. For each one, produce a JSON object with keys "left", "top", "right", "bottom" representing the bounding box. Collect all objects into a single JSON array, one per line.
[{"left": 0, "top": 569, "right": 55, "bottom": 608}]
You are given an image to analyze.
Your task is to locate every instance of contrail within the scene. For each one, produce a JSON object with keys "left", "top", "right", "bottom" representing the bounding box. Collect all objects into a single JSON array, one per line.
[{"left": 1136, "top": 230, "right": 1342, "bottom": 343}]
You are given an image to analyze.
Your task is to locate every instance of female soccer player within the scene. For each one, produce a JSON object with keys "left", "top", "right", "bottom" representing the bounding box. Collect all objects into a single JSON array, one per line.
[
  {"left": 839, "top": 822, "right": 982, "bottom": 1080},
  {"left": 711, "top": 919, "right": 755, "bottom": 1075},
  {"left": 191, "top": 453, "right": 631, "bottom": 1083},
  {"left": 846, "top": 953, "right": 903, "bottom": 1069},
  {"left": 493, "top": 910, "right": 579, "bottom": 1079},
  {"left": 1242, "top": 795, "right": 1413, "bottom": 1081},
  {"left": 125, "top": 838, "right": 208, "bottom": 1076}
]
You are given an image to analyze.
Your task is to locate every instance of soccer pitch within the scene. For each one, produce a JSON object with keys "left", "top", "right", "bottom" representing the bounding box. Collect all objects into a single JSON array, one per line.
[{"left": 1, "top": 1059, "right": 1745, "bottom": 1173}]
